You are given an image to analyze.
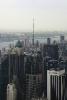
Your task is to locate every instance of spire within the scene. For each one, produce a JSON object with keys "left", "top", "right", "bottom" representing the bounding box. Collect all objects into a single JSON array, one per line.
[{"left": 32, "top": 17, "right": 34, "bottom": 46}]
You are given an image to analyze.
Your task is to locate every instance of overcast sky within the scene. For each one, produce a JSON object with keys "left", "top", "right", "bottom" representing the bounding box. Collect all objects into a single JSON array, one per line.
[{"left": 0, "top": 0, "right": 67, "bottom": 32}]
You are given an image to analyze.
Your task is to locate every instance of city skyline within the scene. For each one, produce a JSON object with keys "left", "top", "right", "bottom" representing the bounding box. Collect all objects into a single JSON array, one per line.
[{"left": 0, "top": 0, "right": 67, "bottom": 32}]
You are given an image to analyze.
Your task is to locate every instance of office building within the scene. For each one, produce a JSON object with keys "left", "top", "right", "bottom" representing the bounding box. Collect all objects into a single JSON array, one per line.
[
  {"left": 24, "top": 51, "right": 43, "bottom": 100},
  {"left": 8, "top": 40, "right": 24, "bottom": 100},
  {"left": 25, "top": 74, "right": 42, "bottom": 100},
  {"left": 43, "top": 44, "right": 59, "bottom": 60},
  {"left": 47, "top": 68, "right": 65, "bottom": 100},
  {"left": 0, "top": 53, "right": 9, "bottom": 100},
  {"left": 47, "top": 38, "right": 51, "bottom": 45},
  {"left": 60, "top": 36, "right": 65, "bottom": 43}
]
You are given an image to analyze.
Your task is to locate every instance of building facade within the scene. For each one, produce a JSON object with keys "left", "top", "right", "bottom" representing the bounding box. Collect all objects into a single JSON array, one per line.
[
  {"left": 7, "top": 83, "right": 17, "bottom": 100},
  {"left": 43, "top": 44, "right": 59, "bottom": 60},
  {"left": 24, "top": 51, "right": 43, "bottom": 100},
  {"left": 47, "top": 68, "right": 65, "bottom": 100}
]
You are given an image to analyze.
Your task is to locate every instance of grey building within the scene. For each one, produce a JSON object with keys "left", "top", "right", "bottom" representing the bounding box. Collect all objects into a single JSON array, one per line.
[{"left": 24, "top": 51, "right": 43, "bottom": 100}]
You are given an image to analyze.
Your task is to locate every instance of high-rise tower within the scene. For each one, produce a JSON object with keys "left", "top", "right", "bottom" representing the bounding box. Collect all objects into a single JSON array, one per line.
[
  {"left": 47, "top": 68, "right": 65, "bottom": 100},
  {"left": 24, "top": 51, "right": 43, "bottom": 100}
]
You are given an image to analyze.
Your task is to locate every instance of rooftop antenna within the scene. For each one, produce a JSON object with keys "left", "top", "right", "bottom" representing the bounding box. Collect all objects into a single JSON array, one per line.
[
  {"left": 32, "top": 17, "right": 34, "bottom": 46},
  {"left": 9, "top": 51, "right": 11, "bottom": 83}
]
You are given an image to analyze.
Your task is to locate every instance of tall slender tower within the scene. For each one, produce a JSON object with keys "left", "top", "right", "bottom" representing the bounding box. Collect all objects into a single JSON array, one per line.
[{"left": 32, "top": 17, "right": 34, "bottom": 46}]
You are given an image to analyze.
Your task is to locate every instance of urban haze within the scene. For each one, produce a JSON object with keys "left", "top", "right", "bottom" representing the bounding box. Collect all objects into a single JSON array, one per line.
[{"left": 0, "top": 0, "right": 67, "bottom": 100}]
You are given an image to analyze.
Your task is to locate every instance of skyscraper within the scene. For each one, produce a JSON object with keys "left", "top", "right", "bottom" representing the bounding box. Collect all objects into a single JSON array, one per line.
[
  {"left": 8, "top": 40, "right": 24, "bottom": 100},
  {"left": 24, "top": 51, "right": 43, "bottom": 100},
  {"left": 47, "top": 68, "right": 65, "bottom": 100},
  {"left": 60, "top": 36, "right": 65, "bottom": 43},
  {"left": 0, "top": 53, "right": 9, "bottom": 100},
  {"left": 47, "top": 38, "right": 51, "bottom": 45},
  {"left": 43, "top": 44, "right": 59, "bottom": 60}
]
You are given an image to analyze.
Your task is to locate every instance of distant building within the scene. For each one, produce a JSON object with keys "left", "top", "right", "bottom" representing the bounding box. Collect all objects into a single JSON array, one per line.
[
  {"left": 24, "top": 36, "right": 30, "bottom": 48},
  {"left": 43, "top": 44, "right": 59, "bottom": 60},
  {"left": 60, "top": 36, "right": 65, "bottom": 43},
  {"left": 47, "top": 38, "right": 51, "bottom": 45},
  {"left": 35, "top": 40, "right": 39, "bottom": 48},
  {"left": 8, "top": 41, "right": 24, "bottom": 82},
  {"left": 58, "top": 42, "right": 67, "bottom": 60},
  {"left": 47, "top": 59, "right": 58, "bottom": 69},
  {"left": 53, "top": 40, "right": 57, "bottom": 45},
  {"left": 47, "top": 68, "right": 65, "bottom": 100}
]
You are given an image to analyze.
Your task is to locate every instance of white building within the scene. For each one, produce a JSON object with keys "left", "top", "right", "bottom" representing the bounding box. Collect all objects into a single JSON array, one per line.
[
  {"left": 7, "top": 83, "right": 17, "bottom": 100},
  {"left": 47, "top": 68, "right": 65, "bottom": 100}
]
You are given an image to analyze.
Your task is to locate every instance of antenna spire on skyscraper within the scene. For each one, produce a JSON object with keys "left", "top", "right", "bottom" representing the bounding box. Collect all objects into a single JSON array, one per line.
[{"left": 32, "top": 17, "right": 34, "bottom": 46}]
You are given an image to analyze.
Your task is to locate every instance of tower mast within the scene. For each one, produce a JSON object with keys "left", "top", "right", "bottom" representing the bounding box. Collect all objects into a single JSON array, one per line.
[{"left": 32, "top": 17, "right": 34, "bottom": 46}]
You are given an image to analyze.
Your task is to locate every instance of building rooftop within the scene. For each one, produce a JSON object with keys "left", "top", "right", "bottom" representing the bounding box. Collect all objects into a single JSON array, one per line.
[
  {"left": 50, "top": 67, "right": 64, "bottom": 71},
  {"left": 47, "top": 67, "right": 65, "bottom": 76},
  {"left": 15, "top": 40, "right": 22, "bottom": 48}
]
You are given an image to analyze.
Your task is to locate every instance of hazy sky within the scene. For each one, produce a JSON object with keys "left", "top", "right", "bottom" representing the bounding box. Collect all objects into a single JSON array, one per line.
[{"left": 0, "top": 0, "right": 67, "bottom": 32}]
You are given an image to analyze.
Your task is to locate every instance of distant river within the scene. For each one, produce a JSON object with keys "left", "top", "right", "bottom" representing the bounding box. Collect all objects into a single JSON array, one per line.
[
  {"left": 0, "top": 40, "right": 18, "bottom": 50},
  {"left": 30, "top": 36, "right": 60, "bottom": 43},
  {"left": 0, "top": 35, "right": 66, "bottom": 50}
]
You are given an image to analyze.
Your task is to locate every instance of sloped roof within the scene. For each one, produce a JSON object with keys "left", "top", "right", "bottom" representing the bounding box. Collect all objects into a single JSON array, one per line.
[{"left": 15, "top": 40, "right": 22, "bottom": 48}]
